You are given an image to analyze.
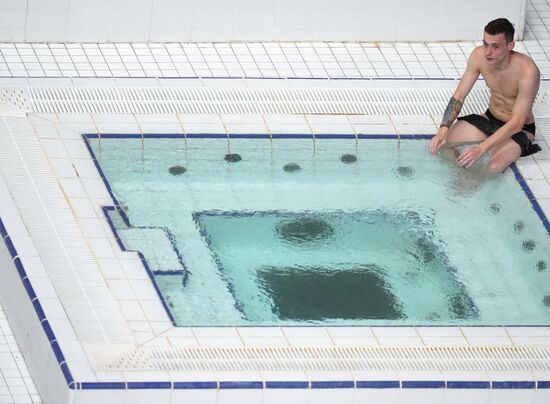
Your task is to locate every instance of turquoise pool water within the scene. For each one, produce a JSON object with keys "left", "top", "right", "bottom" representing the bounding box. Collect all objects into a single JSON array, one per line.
[{"left": 89, "top": 136, "right": 550, "bottom": 326}]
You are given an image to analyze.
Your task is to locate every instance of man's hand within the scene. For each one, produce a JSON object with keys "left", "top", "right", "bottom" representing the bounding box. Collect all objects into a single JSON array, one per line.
[
  {"left": 457, "top": 144, "right": 486, "bottom": 168},
  {"left": 429, "top": 127, "right": 448, "bottom": 154}
]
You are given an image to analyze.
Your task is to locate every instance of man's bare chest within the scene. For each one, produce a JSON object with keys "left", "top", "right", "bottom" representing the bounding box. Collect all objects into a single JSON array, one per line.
[{"left": 482, "top": 71, "right": 520, "bottom": 100}]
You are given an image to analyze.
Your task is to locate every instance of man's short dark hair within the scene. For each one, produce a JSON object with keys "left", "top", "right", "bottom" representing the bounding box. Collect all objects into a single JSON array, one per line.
[{"left": 484, "top": 18, "right": 515, "bottom": 43}]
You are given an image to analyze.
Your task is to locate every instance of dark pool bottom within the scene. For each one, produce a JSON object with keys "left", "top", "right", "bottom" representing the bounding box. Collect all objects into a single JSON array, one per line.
[
  {"left": 258, "top": 265, "right": 402, "bottom": 320},
  {"left": 257, "top": 264, "right": 475, "bottom": 321},
  {"left": 193, "top": 209, "right": 478, "bottom": 324}
]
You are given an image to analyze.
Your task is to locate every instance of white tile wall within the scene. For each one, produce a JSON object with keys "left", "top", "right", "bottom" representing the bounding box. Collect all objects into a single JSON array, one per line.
[{"left": 0, "top": 0, "right": 526, "bottom": 42}]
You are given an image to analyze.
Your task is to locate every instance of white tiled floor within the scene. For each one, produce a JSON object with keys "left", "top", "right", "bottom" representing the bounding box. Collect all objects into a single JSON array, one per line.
[
  {"left": 0, "top": 1, "right": 550, "bottom": 404},
  {"left": 0, "top": 0, "right": 549, "bottom": 80}
]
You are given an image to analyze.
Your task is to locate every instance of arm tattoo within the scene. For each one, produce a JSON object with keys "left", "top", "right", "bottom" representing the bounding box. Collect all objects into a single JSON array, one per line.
[{"left": 439, "top": 97, "right": 463, "bottom": 128}]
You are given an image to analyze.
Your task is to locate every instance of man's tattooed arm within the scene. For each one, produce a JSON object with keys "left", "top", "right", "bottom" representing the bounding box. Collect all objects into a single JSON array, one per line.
[{"left": 439, "top": 97, "right": 463, "bottom": 128}]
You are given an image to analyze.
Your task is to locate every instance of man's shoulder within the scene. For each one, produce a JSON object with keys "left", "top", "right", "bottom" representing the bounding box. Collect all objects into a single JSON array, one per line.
[
  {"left": 467, "top": 46, "right": 486, "bottom": 65},
  {"left": 512, "top": 51, "right": 539, "bottom": 68}
]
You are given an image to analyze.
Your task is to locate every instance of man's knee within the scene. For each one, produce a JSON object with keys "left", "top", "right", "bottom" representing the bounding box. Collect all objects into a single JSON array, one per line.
[
  {"left": 487, "top": 141, "right": 522, "bottom": 173},
  {"left": 487, "top": 160, "right": 508, "bottom": 174}
]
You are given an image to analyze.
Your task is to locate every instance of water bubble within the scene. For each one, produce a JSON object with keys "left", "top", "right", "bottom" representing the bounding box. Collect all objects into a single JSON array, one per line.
[
  {"left": 426, "top": 312, "right": 441, "bottom": 321},
  {"left": 414, "top": 237, "right": 437, "bottom": 263},
  {"left": 276, "top": 217, "right": 334, "bottom": 244},
  {"left": 396, "top": 165, "right": 415, "bottom": 179},
  {"left": 448, "top": 294, "right": 468, "bottom": 319},
  {"left": 340, "top": 154, "right": 357, "bottom": 164},
  {"left": 488, "top": 203, "right": 501, "bottom": 214},
  {"left": 283, "top": 163, "right": 301, "bottom": 173},
  {"left": 522, "top": 240, "right": 536, "bottom": 252},
  {"left": 536, "top": 260, "right": 547, "bottom": 272},
  {"left": 404, "top": 270, "right": 420, "bottom": 281},
  {"left": 168, "top": 165, "right": 186, "bottom": 175},
  {"left": 513, "top": 221, "right": 525, "bottom": 234},
  {"left": 543, "top": 295, "right": 550, "bottom": 307},
  {"left": 225, "top": 153, "right": 242, "bottom": 162}
]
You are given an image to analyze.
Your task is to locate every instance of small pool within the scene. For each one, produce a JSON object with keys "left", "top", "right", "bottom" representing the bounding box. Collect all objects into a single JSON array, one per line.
[{"left": 88, "top": 135, "right": 550, "bottom": 326}]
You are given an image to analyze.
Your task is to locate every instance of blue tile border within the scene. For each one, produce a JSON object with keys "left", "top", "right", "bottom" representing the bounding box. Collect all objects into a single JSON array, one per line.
[
  {"left": 80, "top": 382, "right": 126, "bottom": 390},
  {"left": 13, "top": 258, "right": 26, "bottom": 279},
  {"left": 82, "top": 136, "right": 118, "bottom": 215},
  {"left": 40, "top": 320, "right": 55, "bottom": 344},
  {"left": 174, "top": 381, "right": 218, "bottom": 389},
  {"left": 75, "top": 379, "right": 546, "bottom": 390},
  {"left": 447, "top": 381, "right": 490, "bottom": 389},
  {"left": 3, "top": 236, "right": 17, "bottom": 258},
  {"left": 13, "top": 75, "right": 550, "bottom": 82},
  {"left": 219, "top": 381, "right": 264, "bottom": 389},
  {"left": 402, "top": 380, "right": 446, "bottom": 389},
  {"left": 3, "top": 75, "right": 550, "bottom": 81},
  {"left": 311, "top": 381, "right": 355, "bottom": 389},
  {"left": 83, "top": 133, "right": 435, "bottom": 140},
  {"left": 315, "top": 134, "right": 357, "bottom": 139},
  {"left": 127, "top": 382, "right": 172, "bottom": 389},
  {"left": 21, "top": 278, "right": 36, "bottom": 300},
  {"left": 60, "top": 363, "right": 75, "bottom": 388},
  {"left": 50, "top": 341, "right": 65, "bottom": 364},
  {"left": 511, "top": 163, "right": 550, "bottom": 236},
  {"left": 492, "top": 381, "right": 536, "bottom": 389},
  {"left": 265, "top": 381, "right": 310, "bottom": 389},
  {"left": 356, "top": 380, "right": 400, "bottom": 388},
  {"left": 32, "top": 299, "right": 46, "bottom": 321},
  {"left": 0, "top": 220, "right": 7, "bottom": 235}
]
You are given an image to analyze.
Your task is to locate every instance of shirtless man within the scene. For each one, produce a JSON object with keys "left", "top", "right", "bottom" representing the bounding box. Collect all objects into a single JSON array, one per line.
[{"left": 429, "top": 18, "right": 541, "bottom": 173}]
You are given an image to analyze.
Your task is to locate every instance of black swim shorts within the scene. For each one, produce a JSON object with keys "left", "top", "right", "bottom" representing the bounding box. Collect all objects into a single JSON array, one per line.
[{"left": 457, "top": 109, "right": 541, "bottom": 157}]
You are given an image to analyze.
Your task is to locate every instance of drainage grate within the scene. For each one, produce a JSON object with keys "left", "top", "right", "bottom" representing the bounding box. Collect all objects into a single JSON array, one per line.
[
  {"left": 0, "top": 88, "right": 31, "bottom": 112},
  {"left": 3, "top": 85, "right": 547, "bottom": 117},
  {"left": 96, "top": 345, "right": 550, "bottom": 372},
  {"left": 26, "top": 86, "right": 500, "bottom": 115}
]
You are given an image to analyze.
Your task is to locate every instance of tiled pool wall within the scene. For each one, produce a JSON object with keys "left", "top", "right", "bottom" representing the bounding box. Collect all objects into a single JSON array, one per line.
[{"left": 0, "top": 0, "right": 523, "bottom": 42}]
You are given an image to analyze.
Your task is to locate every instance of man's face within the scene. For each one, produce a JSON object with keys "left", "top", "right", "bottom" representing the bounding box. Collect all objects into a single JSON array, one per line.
[{"left": 482, "top": 32, "right": 514, "bottom": 65}]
